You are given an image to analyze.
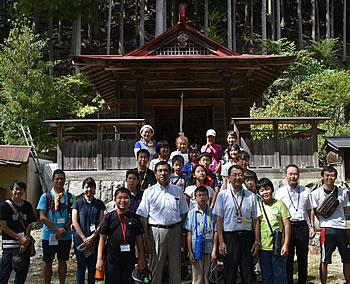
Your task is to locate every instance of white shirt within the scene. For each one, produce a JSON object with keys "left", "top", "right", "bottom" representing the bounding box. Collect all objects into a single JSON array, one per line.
[
  {"left": 184, "top": 185, "right": 215, "bottom": 210},
  {"left": 275, "top": 184, "right": 312, "bottom": 221},
  {"left": 213, "top": 184, "right": 260, "bottom": 232},
  {"left": 136, "top": 183, "right": 189, "bottom": 225},
  {"left": 311, "top": 186, "right": 349, "bottom": 229},
  {"left": 169, "top": 150, "right": 189, "bottom": 164},
  {"left": 149, "top": 158, "right": 171, "bottom": 172},
  {"left": 220, "top": 161, "right": 236, "bottom": 177}
]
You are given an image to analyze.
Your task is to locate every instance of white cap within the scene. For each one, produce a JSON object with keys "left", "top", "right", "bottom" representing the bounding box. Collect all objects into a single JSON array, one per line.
[
  {"left": 140, "top": 124, "right": 154, "bottom": 135},
  {"left": 206, "top": 129, "right": 216, "bottom": 137}
]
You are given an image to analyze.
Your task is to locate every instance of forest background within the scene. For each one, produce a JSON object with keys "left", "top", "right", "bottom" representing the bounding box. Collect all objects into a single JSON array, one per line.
[{"left": 0, "top": 0, "right": 349, "bottom": 157}]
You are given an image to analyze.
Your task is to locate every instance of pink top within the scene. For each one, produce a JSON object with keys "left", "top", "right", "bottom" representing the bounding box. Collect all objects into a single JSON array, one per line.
[{"left": 201, "top": 144, "right": 222, "bottom": 172}]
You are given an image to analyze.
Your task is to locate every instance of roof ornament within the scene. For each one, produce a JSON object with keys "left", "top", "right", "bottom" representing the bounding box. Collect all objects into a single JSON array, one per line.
[
  {"left": 177, "top": 33, "right": 188, "bottom": 48},
  {"left": 179, "top": 3, "right": 186, "bottom": 24}
]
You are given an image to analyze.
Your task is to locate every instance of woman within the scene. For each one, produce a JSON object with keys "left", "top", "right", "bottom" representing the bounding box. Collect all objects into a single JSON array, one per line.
[
  {"left": 72, "top": 177, "right": 106, "bottom": 284},
  {"left": 134, "top": 125, "right": 157, "bottom": 159}
]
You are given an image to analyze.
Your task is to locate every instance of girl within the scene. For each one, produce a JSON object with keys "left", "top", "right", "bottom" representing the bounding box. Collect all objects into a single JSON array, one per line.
[
  {"left": 134, "top": 125, "right": 157, "bottom": 159},
  {"left": 96, "top": 187, "right": 146, "bottom": 284},
  {"left": 222, "top": 130, "right": 238, "bottom": 163},
  {"left": 183, "top": 143, "right": 201, "bottom": 178},
  {"left": 149, "top": 140, "right": 171, "bottom": 171},
  {"left": 72, "top": 177, "right": 106, "bottom": 284},
  {"left": 256, "top": 178, "right": 291, "bottom": 284},
  {"left": 184, "top": 164, "right": 215, "bottom": 210},
  {"left": 201, "top": 129, "right": 222, "bottom": 174},
  {"left": 170, "top": 135, "right": 189, "bottom": 163},
  {"left": 221, "top": 144, "right": 241, "bottom": 190}
]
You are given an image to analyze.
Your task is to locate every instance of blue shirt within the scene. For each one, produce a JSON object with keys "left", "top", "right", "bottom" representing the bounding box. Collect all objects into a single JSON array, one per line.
[
  {"left": 71, "top": 195, "right": 106, "bottom": 246},
  {"left": 184, "top": 205, "right": 216, "bottom": 254},
  {"left": 37, "top": 190, "right": 75, "bottom": 240}
]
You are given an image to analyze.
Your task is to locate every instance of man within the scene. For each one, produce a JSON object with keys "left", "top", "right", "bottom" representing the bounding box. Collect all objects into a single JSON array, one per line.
[
  {"left": 275, "top": 164, "right": 316, "bottom": 284},
  {"left": 0, "top": 180, "right": 36, "bottom": 284},
  {"left": 311, "top": 165, "right": 350, "bottom": 284},
  {"left": 133, "top": 149, "right": 157, "bottom": 193},
  {"left": 37, "top": 169, "right": 75, "bottom": 284},
  {"left": 213, "top": 164, "right": 260, "bottom": 283},
  {"left": 136, "top": 161, "right": 189, "bottom": 284}
]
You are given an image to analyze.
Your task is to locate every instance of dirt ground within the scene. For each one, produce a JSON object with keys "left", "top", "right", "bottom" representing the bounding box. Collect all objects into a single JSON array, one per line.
[{"left": 1, "top": 228, "right": 347, "bottom": 283}]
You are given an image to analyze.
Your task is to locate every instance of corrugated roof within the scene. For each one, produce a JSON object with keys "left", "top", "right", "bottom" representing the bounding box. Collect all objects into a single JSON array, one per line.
[
  {"left": 324, "top": 137, "right": 350, "bottom": 149},
  {"left": 0, "top": 145, "right": 31, "bottom": 165}
]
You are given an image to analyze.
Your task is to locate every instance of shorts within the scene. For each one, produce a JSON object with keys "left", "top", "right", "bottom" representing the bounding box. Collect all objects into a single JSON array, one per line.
[
  {"left": 320, "top": 227, "right": 350, "bottom": 264},
  {"left": 42, "top": 239, "right": 72, "bottom": 263}
]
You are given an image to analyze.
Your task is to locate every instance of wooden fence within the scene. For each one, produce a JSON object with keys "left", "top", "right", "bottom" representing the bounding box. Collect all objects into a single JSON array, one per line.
[
  {"left": 242, "top": 137, "right": 316, "bottom": 168},
  {"left": 62, "top": 139, "right": 136, "bottom": 170}
]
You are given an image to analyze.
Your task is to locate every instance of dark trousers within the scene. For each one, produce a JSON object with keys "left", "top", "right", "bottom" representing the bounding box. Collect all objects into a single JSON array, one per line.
[
  {"left": 287, "top": 222, "right": 309, "bottom": 284},
  {"left": 74, "top": 246, "right": 98, "bottom": 284},
  {"left": 223, "top": 231, "right": 254, "bottom": 284},
  {"left": 0, "top": 248, "right": 30, "bottom": 284},
  {"left": 105, "top": 260, "right": 134, "bottom": 284}
]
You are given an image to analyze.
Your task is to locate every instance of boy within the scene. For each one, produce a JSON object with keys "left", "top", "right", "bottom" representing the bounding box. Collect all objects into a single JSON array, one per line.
[
  {"left": 185, "top": 186, "right": 217, "bottom": 284},
  {"left": 133, "top": 149, "right": 157, "bottom": 193},
  {"left": 149, "top": 140, "right": 171, "bottom": 172},
  {"left": 170, "top": 155, "right": 187, "bottom": 191},
  {"left": 96, "top": 187, "right": 147, "bottom": 284},
  {"left": 236, "top": 151, "right": 250, "bottom": 171},
  {"left": 244, "top": 170, "right": 258, "bottom": 194}
]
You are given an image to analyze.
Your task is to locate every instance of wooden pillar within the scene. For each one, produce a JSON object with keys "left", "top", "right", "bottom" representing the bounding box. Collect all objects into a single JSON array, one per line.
[
  {"left": 273, "top": 122, "right": 280, "bottom": 168},
  {"left": 97, "top": 124, "right": 103, "bottom": 170},
  {"left": 57, "top": 123, "right": 64, "bottom": 170},
  {"left": 223, "top": 74, "right": 232, "bottom": 134},
  {"left": 136, "top": 75, "right": 144, "bottom": 118},
  {"left": 311, "top": 122, "right": 319, "bottom": 167}
]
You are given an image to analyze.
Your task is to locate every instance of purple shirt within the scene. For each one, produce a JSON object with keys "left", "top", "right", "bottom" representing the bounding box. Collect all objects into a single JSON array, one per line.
[{"left": 201, "top": 144, "right": 222, "bottom": 172}]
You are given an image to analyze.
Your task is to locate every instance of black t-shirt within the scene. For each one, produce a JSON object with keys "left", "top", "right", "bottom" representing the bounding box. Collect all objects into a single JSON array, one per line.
[
  {"left": 133, "top": 168, "right": 157, "bottom": 192},
  {"left": 0, "top": 200, "right": 36, "bottom": 246},
  {"left": 99, "top": 211, "right": 143, "bottom": 265}
]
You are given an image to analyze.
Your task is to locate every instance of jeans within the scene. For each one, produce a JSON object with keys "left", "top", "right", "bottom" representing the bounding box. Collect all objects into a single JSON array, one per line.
[
  {"left": 74, "top": 246, "right": 98, "bottom": 284},
  {"left": 259, "top": 250, "right": 287, "bottom": 284},
  {"left": 0, "top": 248, "right": 30, "bottom": 284}
]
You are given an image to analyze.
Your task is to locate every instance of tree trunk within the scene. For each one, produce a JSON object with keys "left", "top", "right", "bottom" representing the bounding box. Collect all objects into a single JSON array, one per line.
[
  {"left": 276, "top": 0, "right": 281, "bottom": 39},
  {"left": 48, "top": 12, "right": 53, "bottom": 75},
  {"left": 232, "top": 0, "right": 236, "bottom": 51},
  {"left": 227, "top": 0, "right": 232, "bottom": 49},
  {"left": 262, "top": 0, "right": 267, "bottom": 41},
  {"left": 204, "top": 0, "right": 209, "bottom": 32},
  {"left": 32, "top": 0, "right": 39, "bottom": 33},
  {"left": 119, "top": 0, "right": 125, "bottom": 54},
  {"left": 316, "top": 0, "right": 320, "bottom": 41},
  {"left": 250, "top": 0, "right": 254, "bottom": 51},
  {"left": 297, "top": 0, "right": 303, "bottom": 48},
  {"left": 88, "top": 8, "right": 92, "bottom": 41},
  {"left": 270, "top": 0, "right": 275, "bottom": 40},
  {"left": 71, "top": 12, "right": 81, "bottom": 56},
  {"left": 139, "top": 0, "right": 145, "bottom": 46},
  {"left": 344, "top": 0, "right": 347, "bottom": 61},
  {"left": 58, "top": 19, "right": 62, "bottom": 43},
  {"left": 330, "top": 0, "right": 334, "bottom": 38},
  {"left": 163, "top": 0, "right": 167, "bottom": 32},
  {"left": 312, "top": 0, "right": 316, "bottom": 41},
  {"left": 326, "top": 0, "right": 330, "bottom": 38},
  {"left": 106, "top": 0, "right": 112, "bottom": 54},
  {"left": 171, "top": 0, "right": 176, "bottom": 26},
  {"left": 155, "top": 0, "right": 164, "bottom": 36}
]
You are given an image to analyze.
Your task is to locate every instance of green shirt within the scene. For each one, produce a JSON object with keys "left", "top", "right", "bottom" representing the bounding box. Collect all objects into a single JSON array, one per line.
[{"left": 259, "top": 199, "right": 290, "bottom": 251}]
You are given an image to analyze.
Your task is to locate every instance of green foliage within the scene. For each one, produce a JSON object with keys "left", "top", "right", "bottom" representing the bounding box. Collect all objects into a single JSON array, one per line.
[
  {"left": 306, "top": 38, "right": 339, "bottom": 68},
  {"left": 203, "top": 8, "right": 225, "bottom": 45},
  {"left": 258, "top": 38, "right": 297, "bottom": 55},
  {"left": 0, "top": 20, "right": 100, "bottom": 153}
]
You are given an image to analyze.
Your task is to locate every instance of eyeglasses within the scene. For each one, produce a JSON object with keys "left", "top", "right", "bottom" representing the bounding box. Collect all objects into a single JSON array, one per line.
[{"left": 229, "top": 174, "right": 244, "bottom": 178}]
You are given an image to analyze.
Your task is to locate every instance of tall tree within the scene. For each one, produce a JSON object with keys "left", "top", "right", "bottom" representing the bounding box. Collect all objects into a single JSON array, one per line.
[
  {"left": 344, "top": 0, "right": 347, "bottom": 61},
  {"left": 155, "top": 0, "right": 164, "bottom": 36},
  {"left": 297, "top": 0, "right": 303, "bottom": 49},
  {"left": 71, "top": 11, "right": 81, "bottom": 56},
  {"left": 204, "top": 0, "right": 209, "bottom": 32},
  {"left": 311, "top": 0, "right": 316, "bottom": 41},
  {"left": 326, "top": 0, "right": 330, "bottom": 38},
  {"left": 232, "top": 0, "right": 236, "bottom": 51},
  {"left": 163, "top": 0, "right": 167, "bottom": 32},
  {"left": 106, "top": 0, "right": 112, "bottom": 54},
  {"left": 119, "top": 0, "right": 125, "bottom": 54},
  {"left": 276, "top": 0, "right": 281, "bottom": 40},
  {"left": 139, "top": 0, "right": 145, "bottom": 46},
  {"left": 262, "top": 0, "right": 267, "bottom": 42},
  {"left": 227, "top": 0, "right": 232, "bottom": 49}
]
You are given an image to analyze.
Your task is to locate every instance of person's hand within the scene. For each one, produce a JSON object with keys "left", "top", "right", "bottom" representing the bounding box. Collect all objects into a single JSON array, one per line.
[
  {"left": 18, "top": 235, "right": 29, "bottom": 246},
  {"left": 55, "top": 228, "right": 66, "bottom": 240},
  {"left": 251, "top": 241, "right": 259, "bottom": 257},
  {"left": 96, "top": 258, "right": 104, "bottom": 272},
  {"left": 189, "top": 251, "right": 196, "bottom": 263},
  {"left": 84, "top": 235, "right": 94, "bottom": 246},
  {"left": 309, "top": 227, "right": 316, "bottom": 239},
  {"left": 281, "top": 244, "right": 289, "bottom": 257},
  {"left": 211, "top": 249, "right": 217, "bottom": 260},
  {"left": 219, "top": 241, "right": 227, "bottom": 256},
  {"left": 144, "top": 236, "right": 153, "bottom": 254}
]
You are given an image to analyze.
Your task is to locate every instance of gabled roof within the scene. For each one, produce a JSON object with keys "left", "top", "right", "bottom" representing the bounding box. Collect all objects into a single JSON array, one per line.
[
  {"left": 0, "top": 145, "right": 31, "bottom": 166},
  {"left": 324, "top": 136, "right": 350, "bottom": 150}
]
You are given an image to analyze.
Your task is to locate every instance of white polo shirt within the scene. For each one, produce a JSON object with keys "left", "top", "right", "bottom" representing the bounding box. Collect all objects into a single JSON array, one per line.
[
  {"left": 275, "top": 184, "right": 312, "bottom": 222},
  {"left": 213, "top": 184, "right": 260, "bottom": 232},
  {"left": 311, "top": 186, "right": 349, "bottom": 229},
  {"left": 136, "top": 182, "right": 189, "bottom": 225}
]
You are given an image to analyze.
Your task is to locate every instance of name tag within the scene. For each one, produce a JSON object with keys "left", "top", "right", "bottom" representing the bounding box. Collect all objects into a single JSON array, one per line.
[
  {"left": 12, "top": 214, "right": 18, "bottom": 221},
  {"left": 205, "top": 231, "right": 213, "bottom": 240},
  {"left": 57, "top": 217, "right": 65, "bottom": 225},
  {"left": 235, "top": 217, "right": 243, "bottom": 224},
  {"left": 292, "top": 211, "right": 303, "bottom": 220},
  {"left": 90, "top": 224, "right": 96, "bottom": 232},
  {"left": 120, "top": 243, "right": 131, "bottom": 252},
  {"left": 17, "top": 232, "right": 25, "bottom": 238},
  {"left": 49, "top": 234, "right": 58, "bottom": 246}
]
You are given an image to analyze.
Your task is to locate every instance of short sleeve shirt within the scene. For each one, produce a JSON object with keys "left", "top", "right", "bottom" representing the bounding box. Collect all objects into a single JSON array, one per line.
[
  {"left": 149, "top": 158, "right": 171, "bottom": 172},
  {"left": 201, "top": 144, "right": 222, "bottom": 172},
  {"left": 99, "top": 211, "right": 143, "bottom": 265},
  {"left": 184, "top": 205, "right": 216, "bottom": 254},
  {"left": 311, "top": 186, "right": 349, "bottom": 229},
  {"left": 72, "top": 195, "right": 106, "bottom": 246},
  {"left": 136, "top": 183, "right": 189, "bottom": 225},
  {"left": 134, "top": 140, "right": 157, "bottom": 159},
  {"left": 213, "top": 185, "right": 260, "bottom": 231},
  {"left": 0, "top": 200, "right": 36, "bottom": 249},
  {"left": 170, "top": 151, "right": 189, "bottom": 164},
  {"left": 133, "top": 168, "right": 157, "bottom": 192},
  {"left": 220, "top": 161, "right": 236, "bottom": 177},
  {"left": 36, "top": 190, "right": 75, "bottom": 240},
  {"left": 169, "top": 174, "right": 187, "bottom": 191},
  {"left": 184, "top": 185, "right": 215, "bottom": 210},
  {"left": 259, "top": 199, "right": 290, "bottom": 251},
  {"left": 274, "top": 184, "right": 312, "bottom": 221}
]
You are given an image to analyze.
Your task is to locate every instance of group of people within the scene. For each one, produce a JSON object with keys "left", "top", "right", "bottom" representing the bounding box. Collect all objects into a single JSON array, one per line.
[{"left": 0, "top": 124, "right": 349, "bottom": 284}]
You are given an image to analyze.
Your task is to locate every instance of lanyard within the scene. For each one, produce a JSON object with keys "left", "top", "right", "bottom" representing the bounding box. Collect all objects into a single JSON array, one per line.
[
  {"left": 139, "top": 170, "right": 148, "bottom": 189},
  {"left": 287, "top": 185, "right": 300, "bottom": 212},
  {"left": 195, "top": 206, "right": 208, "bottom": 237},
  {"left": 116, "top": 212, "right": 127, "bottom": 242},
  {"left": 230, "top": 188, "right": 245, "bottom": 216}
]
